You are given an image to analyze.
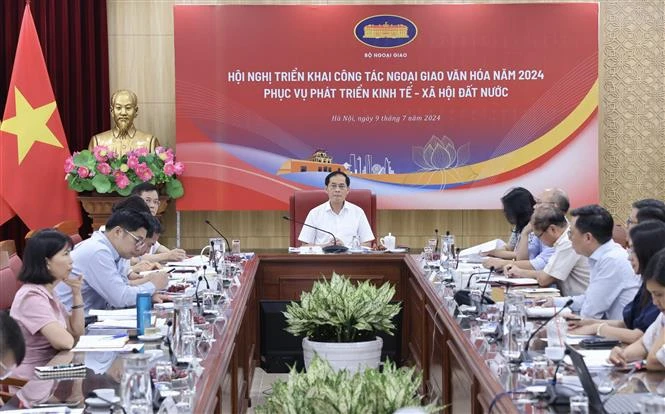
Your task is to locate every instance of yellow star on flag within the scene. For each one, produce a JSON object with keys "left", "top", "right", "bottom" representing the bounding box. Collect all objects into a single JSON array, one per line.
[{"left": 0, "top": 86, "right": 62, "bottom": 164}]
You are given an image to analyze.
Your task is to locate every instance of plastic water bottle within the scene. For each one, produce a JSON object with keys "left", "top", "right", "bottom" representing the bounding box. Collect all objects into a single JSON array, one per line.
[{"left": 136, "top": 292, "right": 152, "bottom": 336}]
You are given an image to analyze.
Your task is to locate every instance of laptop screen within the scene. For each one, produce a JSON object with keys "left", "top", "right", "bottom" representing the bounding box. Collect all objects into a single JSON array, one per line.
[{"left": 565, "top": 345, "right": 606, "bottom": 413}]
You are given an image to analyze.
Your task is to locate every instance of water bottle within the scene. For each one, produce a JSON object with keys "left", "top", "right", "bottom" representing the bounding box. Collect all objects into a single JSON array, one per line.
[
  {"left": 121, "top": 354, "right": 153, "bottom": 413},
  {"left": 502, "top": 308, "right": 525, "bottom": 362},
  {"left": 136, "top": 292, "right": 152, "bottom": 336}
]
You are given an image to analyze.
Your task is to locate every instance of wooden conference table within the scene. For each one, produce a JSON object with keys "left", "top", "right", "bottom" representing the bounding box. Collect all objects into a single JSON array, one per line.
[{"left": 7, "top": 253, "right": 663, "bottom": 413}]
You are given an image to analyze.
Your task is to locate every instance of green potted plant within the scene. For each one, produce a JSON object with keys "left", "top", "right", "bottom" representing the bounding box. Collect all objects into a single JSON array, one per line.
[
  {"left": 284, "top": 273, "right": 401, "bottom": 373},
  {"left": 255, "top": 355, "right": 438, "bottom": 414}
]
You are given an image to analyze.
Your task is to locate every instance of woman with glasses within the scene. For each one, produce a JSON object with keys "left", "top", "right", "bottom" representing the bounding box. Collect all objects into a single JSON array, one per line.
[
  {"left": 569, "top": 220, "right": 665, "bottom": 344},
  {"left": 9, "top": 230, "right": 85, "bottom": 380}
]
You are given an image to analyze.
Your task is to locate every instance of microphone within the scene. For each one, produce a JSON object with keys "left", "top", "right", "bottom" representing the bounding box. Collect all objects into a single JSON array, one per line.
[
  {"left": 495, "top": 281, "right": 512, "bottom": 342},
  {"left": 523, "top": 299, "right": 574, "bottom": 356},
  {"left": 195, "top": 276, "right": 203, "bottom": 313},
  {"left": 479, "top": 266, "right": 494, "bottom": 305},
  {"left": 204, "top": 219, "right": 231, "bottom": 252},
  {"left": 282, "top": 215, "right": 348, "bottom": 254},
  {"left": 454, "top": 269, "right": 496, "bottom": 307},
  {"left": 87, "top": 392, "right": 126, "bottom": 414},
  {"left": 164, "top": 320, "right": 176, "bottom": 365},
  {"left": 454, "top": 247, "right": 461, "bottom": 269},
  {"left": 434, "top": 228, "right": 439, "bottom": 252},
  {"left": 466, "top": 270, "right": 494, "bottom": 288}
]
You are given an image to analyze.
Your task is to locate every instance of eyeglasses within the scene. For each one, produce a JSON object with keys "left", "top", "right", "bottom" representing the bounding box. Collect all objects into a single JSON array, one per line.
[
  {"left": 0, "top": 360, "right": 16, "bottom": 380},
  {"left": 534, "top": 229, "right": 546, "bottom": 238},
  {"left": 328, "top": 184, "right": 347, "bottom": 190},
  {"left": 142, "top": 197, "right": 160, "bottom": 207},
  {"left": 626, "top": 218, "right": 635, "bottom": 227},
  {"left": 122, "top": 228, "right": 145, "bottom": 248}
]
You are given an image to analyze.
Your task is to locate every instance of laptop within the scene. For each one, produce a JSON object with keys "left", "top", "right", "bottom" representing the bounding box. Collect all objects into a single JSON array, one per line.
[{"left": 566, "top": 345, "right": 649, "bottom": 413}]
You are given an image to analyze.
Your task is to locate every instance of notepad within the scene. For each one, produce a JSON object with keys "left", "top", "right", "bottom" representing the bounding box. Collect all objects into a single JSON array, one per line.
[
  {"left": 563, "top": 349, "right": 612, "bottom": 368},
  {"left": 458, "top": 239, "right": 506, "bottom": 263},
  {"left": 88, "top": 319, "right": 137, "bottom": 329},
  {"left": 74, "top": 334, "right": 129, "bottom": 350}
]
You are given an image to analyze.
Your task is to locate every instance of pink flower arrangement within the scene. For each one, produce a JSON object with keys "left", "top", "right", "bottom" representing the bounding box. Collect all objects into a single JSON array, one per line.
[{"left": 65, "top": 145, "right": 185, "bottom": 198}]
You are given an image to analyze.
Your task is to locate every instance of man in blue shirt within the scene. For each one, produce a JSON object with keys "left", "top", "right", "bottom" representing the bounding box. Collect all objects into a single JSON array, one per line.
[
  {"left": 554, "top": 204, "right": 639, "bottom": 319},
  {"left": 56, "top": 209, "right": 169, "bottom": 311}
]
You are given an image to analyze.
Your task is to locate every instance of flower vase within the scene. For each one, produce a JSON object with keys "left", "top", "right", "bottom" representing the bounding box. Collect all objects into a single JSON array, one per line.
[{"left": 78, "top": 193, "right": 169, "bottom": 230}]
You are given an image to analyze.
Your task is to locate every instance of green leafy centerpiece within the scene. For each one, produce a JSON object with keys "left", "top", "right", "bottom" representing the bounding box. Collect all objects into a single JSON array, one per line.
[
  {"left": 284, "top": 273, "right": 401, "bottom": 372},
  {"left": 256, "top": 356, "right": 437, "bottom": 414},
  {"left": 64, "top": 145, "right": 184, "bottom": 198}
]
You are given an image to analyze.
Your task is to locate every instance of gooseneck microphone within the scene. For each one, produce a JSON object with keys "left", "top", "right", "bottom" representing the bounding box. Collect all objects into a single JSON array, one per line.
[
  {"left": 495, "top": 281, "right": 512, "bottom": 341},
  {"left": 282, "top": 215, "right": 348, "bottom": 253},
  {"left": 87, "top": 392, "right": 127, "bottom": 414},
  {"left": 454, "top": 269, "right": 496, "bottom": 307},
  {"left": 434, "top": 228, "right": 439, "bottom": 252},
  {"left": 479, "top": 266, "right": 494, "bottom": 305},
  {"left": 523, "top": 298, "right": 574, "bottom": 355},
  {"left": 466, "top": 270, "right": 494, "bottom": 288},
  {"left": 204, "top": 219, "right": 231, "bottom": 251},
  {"left": 195, "top": 276, "right": 203, "bottom": 312}
]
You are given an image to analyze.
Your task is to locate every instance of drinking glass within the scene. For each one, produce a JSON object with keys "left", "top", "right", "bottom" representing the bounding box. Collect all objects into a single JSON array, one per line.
[
  {"left": 202, "top": 291, "right": 215, "bottom": 314},
  {"left": 171, "top": 377, "right": 194, "bottom": 413},
  {"left": 639, "top": 395, "right": 665, "bottom": 413},
  {"left": 569, "top": 394, "right": 589, "bottom": 414},
  {"left": 231, "top": 239, "right": 241, "bottom": 255},
  {"left": 423, "top": 246, "right": 433, "bottom": 262},
  {"left": 121, "top": 354, "right": 152, "bottom": 414},
  {"left": 180, "top": 333, "right": 197, "bottom": 363},
  {"left": 154, "top": 360, "right": 173, "bottom": 384}
]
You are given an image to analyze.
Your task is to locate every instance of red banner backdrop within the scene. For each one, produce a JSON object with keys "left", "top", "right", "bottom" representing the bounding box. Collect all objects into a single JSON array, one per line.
[{"left": 174, "top": 4, "right": 598, "bottom": 210}]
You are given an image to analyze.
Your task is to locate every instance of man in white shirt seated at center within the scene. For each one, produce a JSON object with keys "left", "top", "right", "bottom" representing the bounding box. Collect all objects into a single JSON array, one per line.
[{"left": 298, "top": 171, "right": 374, "bottom": 248}]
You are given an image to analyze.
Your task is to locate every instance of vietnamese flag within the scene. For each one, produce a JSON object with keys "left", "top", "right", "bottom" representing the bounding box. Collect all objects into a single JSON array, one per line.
[{"left": 0, "top": 4, "right": 80, "bottom": 229}]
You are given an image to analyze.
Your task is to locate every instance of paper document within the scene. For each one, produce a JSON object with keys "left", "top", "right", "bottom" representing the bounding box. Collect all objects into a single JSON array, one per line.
[
  {"left": 89, "top": 308, "right": 136, "bottom": 320},
  {"left": 73, "top": 342, "right": 144, "bottom": 353},
  {"left": 479, "top": 276, "right": 539, "bottom": 286},
  {"left": 288, "top": 246, "right": 324, "bottom": 254},
  {"left": 74, "top": 334, "right": 129, "bottom": 349},
  {"left": 88, "top": 319, "right": 137, "bottom": 329},
  {"left": 564, "top": 349, "right": 612, "bottom": 367},
  {"left": 458, "top": 239, "right": 506, "bottom": 263},
  {"left": 526, "top": 306, "right": 572, "bottom": 318}
]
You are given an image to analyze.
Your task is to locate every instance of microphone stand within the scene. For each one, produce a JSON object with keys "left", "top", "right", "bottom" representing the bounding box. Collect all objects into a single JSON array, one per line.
[
  {"left": 493, "top": 282, "right": 512, "bottom": 343},
  {"left": 454, "top": 247, "right": 461, "bottom": 269},
  {"left": 195, "top": 276, "right": 203, "bottom": 313},
  {"left": 210, "top": 241, "right": 218, "bottom": 274},
  {"left": 204, "top": 219, "right": 231, "bottom": 252},
  {"left": 282, "top": 215, "right": 348, "bottom": 253},
  {"left": 523, "top": 299, "right": 574, "bottom": 359},
  {"left": 479, "top": 266, "right": 494, "bottom": 306}
]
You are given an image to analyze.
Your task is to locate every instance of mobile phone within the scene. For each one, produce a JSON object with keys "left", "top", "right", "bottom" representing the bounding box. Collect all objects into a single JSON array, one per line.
[{"left": 579, "top": 337, "right": 620, "bottom": 349}]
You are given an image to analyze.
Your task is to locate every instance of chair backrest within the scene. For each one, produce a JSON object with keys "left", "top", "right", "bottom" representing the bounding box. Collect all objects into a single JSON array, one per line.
[
  {"left": 0, "top": 251, "right": 22, "bottom": 310},
  {"left": 8, "top": 253, "right": 22, "bottom": 281},
  {"left": 55, "top": 220, "right": 83, "bottom": 244},
  {"left": 0, "top": 266, "right": 19, "bottom": 310},
  {"left": 0, "top": 240, "right": 16, "bottom": 256},
  {"left": 288, "top": 189, "right": 377, "bottom": 246}
]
